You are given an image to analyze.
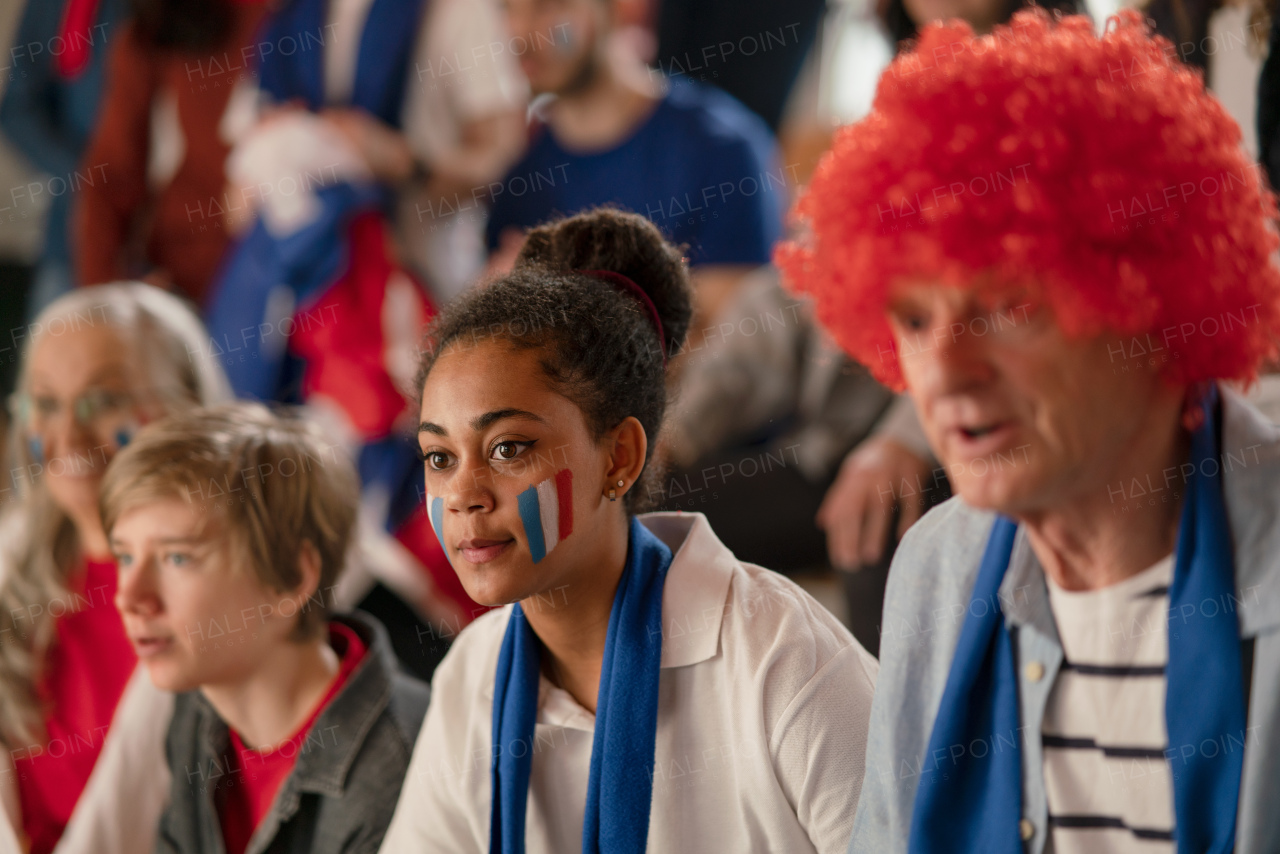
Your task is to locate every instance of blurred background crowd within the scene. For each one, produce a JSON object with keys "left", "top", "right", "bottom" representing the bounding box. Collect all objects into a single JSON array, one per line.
[{"left": 0, "top": 0, "right": 1276, "bottom": 686}]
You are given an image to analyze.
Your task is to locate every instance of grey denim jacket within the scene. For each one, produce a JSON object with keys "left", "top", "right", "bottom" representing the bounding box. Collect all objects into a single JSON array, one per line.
[
  {"left": 155, "top": 612, "right": 430, "bottom": 854},
  {"left": 849, "top": 388, "right": 1280, "bottom": 853}
]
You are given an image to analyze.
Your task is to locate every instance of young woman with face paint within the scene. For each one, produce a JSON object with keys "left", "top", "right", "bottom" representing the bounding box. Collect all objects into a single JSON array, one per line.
[{"left": 380, "top": 209, "right": 878, "bottom": 854}]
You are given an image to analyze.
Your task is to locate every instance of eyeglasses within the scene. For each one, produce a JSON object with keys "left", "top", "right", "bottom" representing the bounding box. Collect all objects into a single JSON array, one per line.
[{"left": 9, "top": 388, "right": 136, "bottom": 433}]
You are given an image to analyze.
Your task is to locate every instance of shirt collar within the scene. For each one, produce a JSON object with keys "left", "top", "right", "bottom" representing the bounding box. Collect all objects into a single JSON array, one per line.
[
  {"left": 639, "top": 512, "right": 736, "bottom": 669},
  {"left": 1221, "top": 386, "right": 1280, "bottom": 635},
  {"left": 194, "top": 611, "right": 397, "bottom": 802},
  {"left": 999, "top": 530, "right": 1059, "bottom": 647},
  {"left": 288, "top": 611, "right": 397, "bottom": 795}
]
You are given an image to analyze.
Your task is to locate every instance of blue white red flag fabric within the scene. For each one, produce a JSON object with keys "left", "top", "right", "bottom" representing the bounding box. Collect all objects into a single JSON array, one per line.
[
  {"left": 201, "top": 0, "right": 478, "bottom": 625},
  {"left": 516, "top": 469, "right": 574, "bottom": 564}
]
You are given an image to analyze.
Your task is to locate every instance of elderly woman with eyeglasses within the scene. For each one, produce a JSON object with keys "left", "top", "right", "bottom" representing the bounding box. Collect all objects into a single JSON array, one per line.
[{"left": 0, "top": 284, "right": 230, "bottom": 854}]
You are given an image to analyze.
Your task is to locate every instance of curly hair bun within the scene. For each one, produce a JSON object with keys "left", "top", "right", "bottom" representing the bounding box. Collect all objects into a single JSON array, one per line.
[{"left": 516, "top": 207, "right": 693, "bottom": 360}]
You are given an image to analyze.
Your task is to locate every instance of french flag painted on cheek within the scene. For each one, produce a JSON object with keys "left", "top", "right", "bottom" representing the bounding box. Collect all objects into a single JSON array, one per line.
[
  {"left": 517, "top": 469, "right": 574, "bottom": 564},
  {"left": 427, "top": 492, "right": 449, "bottom": 565}
]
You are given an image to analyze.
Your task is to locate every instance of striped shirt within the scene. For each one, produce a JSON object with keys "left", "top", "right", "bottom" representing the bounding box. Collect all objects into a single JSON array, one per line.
[{"left": 1042, "top": 555, "right": 1176, "bottom": 854}]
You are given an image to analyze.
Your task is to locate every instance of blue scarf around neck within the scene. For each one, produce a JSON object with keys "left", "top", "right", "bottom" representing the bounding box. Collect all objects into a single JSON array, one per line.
[
  {"left": 490, "top": 516, "right": 673, "bottom": 854},
  {"left": 909, "top": 384, "right": 1245, "bottom": 853}
]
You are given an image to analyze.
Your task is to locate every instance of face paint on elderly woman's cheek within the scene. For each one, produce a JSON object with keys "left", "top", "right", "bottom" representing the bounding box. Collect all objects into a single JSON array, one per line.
[
  {"left": 114, "top": 420, "right": 139, "bottom": 450},
  {"left": 516, "top": 468, "right": 574, "bottom": 564}
]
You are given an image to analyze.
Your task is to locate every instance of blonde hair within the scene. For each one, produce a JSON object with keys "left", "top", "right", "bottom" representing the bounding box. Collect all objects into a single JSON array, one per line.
[
  {"left": 0, "top": 284, "right": 230, "bottom": 746},
  {"left": 99, "top": 402, "right": 359, "bottom": 641}
]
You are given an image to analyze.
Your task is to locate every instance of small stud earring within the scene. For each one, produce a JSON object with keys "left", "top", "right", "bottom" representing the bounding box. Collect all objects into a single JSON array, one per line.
[
  {"left": 608, "top": 489, "right": 617, "bottom": 502},
  {"left": 617, "top": 480, "right": 624, "bottom": 487}
]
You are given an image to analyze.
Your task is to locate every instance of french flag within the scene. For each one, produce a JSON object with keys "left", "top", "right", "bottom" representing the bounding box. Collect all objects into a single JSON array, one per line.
[
  {"left": 517, "top": 469, "right": 574, "bottom": 563},
  {"left": 428, "top": 492, "right": 448, "bottom": 564}
]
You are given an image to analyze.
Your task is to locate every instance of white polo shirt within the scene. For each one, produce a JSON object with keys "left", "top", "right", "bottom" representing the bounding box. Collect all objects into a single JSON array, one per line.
[{"left": 379, "top": 512, "right": 877, "bottom": 854}]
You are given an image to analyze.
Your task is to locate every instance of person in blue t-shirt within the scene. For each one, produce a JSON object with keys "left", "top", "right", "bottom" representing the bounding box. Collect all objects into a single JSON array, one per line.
[{"left": 488, "top": 0, "right": 786, "bottom": 342}]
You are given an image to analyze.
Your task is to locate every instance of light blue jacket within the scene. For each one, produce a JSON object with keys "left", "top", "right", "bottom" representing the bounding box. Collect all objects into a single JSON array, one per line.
[{"left": 849, "top": 388, "right": 1280, "bottom": 853}]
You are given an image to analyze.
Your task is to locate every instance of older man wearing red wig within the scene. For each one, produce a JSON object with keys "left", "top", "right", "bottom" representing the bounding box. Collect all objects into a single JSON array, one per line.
[{"left": 780, "top": 10, "right": 1280, "bottom": 854}]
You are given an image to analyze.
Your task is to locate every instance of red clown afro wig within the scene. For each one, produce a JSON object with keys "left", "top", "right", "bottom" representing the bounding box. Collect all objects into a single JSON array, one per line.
[{"left": 776, "top": 9, "right": 1280, "bottom": 391}]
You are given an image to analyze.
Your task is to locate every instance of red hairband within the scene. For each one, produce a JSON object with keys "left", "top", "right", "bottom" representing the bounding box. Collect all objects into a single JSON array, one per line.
[{"left": 575, "top": 269, "right": 667, "bottom": 366}]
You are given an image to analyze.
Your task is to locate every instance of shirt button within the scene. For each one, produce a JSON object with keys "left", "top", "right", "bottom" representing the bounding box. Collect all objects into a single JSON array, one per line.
[
  {"left": 1024, "top": 661, "right": 1045, "bottom": 682},
  {"left": 1019, "top": 819, "right": 1035, "bottom": 841}
]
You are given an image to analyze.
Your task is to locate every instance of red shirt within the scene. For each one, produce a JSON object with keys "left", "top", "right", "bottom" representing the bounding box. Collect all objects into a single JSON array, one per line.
[
  {"left": 16, "top": 557, "right": 136, "bottom": 854},
  {"left": 217, "top": 623, "right": 368, "bottom": 854}
]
